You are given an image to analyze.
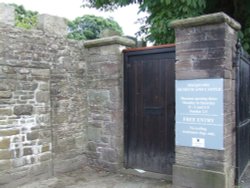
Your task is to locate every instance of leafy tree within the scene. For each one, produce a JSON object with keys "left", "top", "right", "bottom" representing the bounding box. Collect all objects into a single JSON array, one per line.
[
  {"left": 82, "top": 0, "right": 250, "bottom": 52},
  {"left": 10, "top": 4, "right": 123, "bottom": 41},
  {"left": 67, "top": 15, "right": 123, "bottom": 40},
  {"left": 10, "top": 4, "right": 38, "bottom": 29}
]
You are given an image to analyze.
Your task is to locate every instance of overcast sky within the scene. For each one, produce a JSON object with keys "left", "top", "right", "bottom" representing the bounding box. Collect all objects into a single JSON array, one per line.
[{"left": 0, "top": 0, "right": 146, "bottom": 37}]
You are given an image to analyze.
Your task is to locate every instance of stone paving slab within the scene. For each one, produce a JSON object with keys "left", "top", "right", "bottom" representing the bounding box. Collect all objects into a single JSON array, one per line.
[
  {"left": 240, "top": 165, "right": 250, "bottom": 188},
  {"left": 18, "top": 167, "right": 172, "bottom": 188}
]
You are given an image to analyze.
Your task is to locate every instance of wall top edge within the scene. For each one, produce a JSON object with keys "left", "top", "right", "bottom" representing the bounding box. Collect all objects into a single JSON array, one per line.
[
  {"left": 84, "top": 36, "right": 136, "bottom": 48},
  {"left": 170, "top": 12, "right": 241, "bottom": 31}
]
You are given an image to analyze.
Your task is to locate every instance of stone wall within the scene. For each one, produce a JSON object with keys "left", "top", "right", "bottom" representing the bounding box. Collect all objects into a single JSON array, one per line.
[
  {"left": 0, "top": 3, "right": 134, "bottom": 187},
  {"left": 0, "top": 65, "right": 52, "bottom": 187},
  {"left": 0, "top": 16, "right": 85, "bottom": 187},
  {"left": 1, "top": 3, "right": 242, "bottom": 188}
]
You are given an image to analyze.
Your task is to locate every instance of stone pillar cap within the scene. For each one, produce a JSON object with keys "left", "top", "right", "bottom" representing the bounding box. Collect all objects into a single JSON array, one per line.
[
  {"left": 84, "top": 36, "right": 136, "bottom": 48},
  {"left": 170, "top": 12, "right": 241, "bottom": 31}
]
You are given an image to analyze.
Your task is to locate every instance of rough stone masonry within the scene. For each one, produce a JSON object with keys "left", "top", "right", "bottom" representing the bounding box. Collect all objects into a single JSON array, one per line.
[{"left": 0, "top": 3, "right": 135, "bottom": 188}]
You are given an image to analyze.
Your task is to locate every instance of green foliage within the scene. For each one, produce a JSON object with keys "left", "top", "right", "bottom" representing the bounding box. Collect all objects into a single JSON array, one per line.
[
  {"left": 139, "top": 0, "right": 206, "bottom": 44},
  {"left": 204, "top": 0, "right": 250, "bottom": 53},
  {"left": 82, "top": 0, "right": 250, "bottom": 53},
  {"left": 9, "top": 4, "right": 123, "bottom": 41},
  {"left": 82, "top": 0, "right": 205, "bottom": 44},
  {"left": 10, "top": 4, "right": 38, "bottom": 29},
  {"left": 67, "top": 15, "right": 123, "bottom": 40}
]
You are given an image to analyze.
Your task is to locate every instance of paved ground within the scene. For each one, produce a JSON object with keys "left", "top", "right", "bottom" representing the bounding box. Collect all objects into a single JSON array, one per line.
[
  {"left": 18, "top": 165, "right": 250, "bottom": 188},
  {"left": 18, "top": 167, "right": 172, "bottom": 188},
  {"left": 240, "top": 165, "right": 250, "bottom": 188}
]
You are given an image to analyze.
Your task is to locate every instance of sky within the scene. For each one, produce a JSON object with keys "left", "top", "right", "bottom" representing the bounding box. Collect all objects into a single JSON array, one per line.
[{"left": 0, "top": 0, "right": 147, "bottom": 37}]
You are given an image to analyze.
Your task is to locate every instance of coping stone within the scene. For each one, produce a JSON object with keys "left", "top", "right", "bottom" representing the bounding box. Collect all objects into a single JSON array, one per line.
[
  {"left": 84, "top": 36, "right": 136, "bottom": 48},
  {"left": 170, "top": 12, "right": 241, "bottom": 31}
]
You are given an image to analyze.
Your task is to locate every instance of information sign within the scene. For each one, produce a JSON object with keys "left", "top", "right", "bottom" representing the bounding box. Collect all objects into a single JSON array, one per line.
[{"left": 176, "top": 79, "right": 224, "bottom": 150}]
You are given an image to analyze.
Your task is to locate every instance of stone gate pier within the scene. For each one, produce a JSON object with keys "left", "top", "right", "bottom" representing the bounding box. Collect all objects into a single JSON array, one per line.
[{"left": 170, "top": 12, "right": 241, "bottom": 188}]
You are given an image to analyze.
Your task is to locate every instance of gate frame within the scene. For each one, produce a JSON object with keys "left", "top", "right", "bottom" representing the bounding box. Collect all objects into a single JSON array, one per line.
[
  {"left": 123, "top": 44, "right": 175, "bottom": 170},
  {"left": 235, "top": 40, "right": 250, "bottom": 184}
]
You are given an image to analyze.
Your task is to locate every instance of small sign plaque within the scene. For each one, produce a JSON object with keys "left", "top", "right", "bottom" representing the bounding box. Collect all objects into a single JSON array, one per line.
[{"left": 176, "top": 79, "right": 224, "bottom": 150}]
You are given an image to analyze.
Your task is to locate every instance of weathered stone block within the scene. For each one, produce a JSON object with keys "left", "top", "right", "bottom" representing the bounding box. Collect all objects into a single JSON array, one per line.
[
  {"left": 52, "top": 113, "right": 68, "bottom": 124},
  {"left": 36, "top": 91, "right": 49, "bottom": 103},
  {"left": 0, "top": 138, "right": 10, "bottom": 149},
  {"left": 101, "top": 148, "right": 117, "bottom": 163},
  {"left": 84, "top": 36, "right": 135, "bottom": 48},
  {"left": 23, "top": 148, "right": 33, "bottom": 156},
  {"left": 87, "top": 127, "right": 101, "bottom": 141},
  {"left": 0, "top": 83, "right": 11, "bottom": 91},
  {"left": 87, "top": 90, "right": 110, "bottom": 106},
  {"left": 31, "top": 69, "right": 50, "bottom": 78},
  {"left": 0, "top": 108, "right": 12, "bottom": 116},
  {"left": 42, "top": 145, "right": 50, "bottom": 153},
  {"left": 40, "top": 153, "right": 52, "bottom": 161},
  {"left": 20, "top": 95, "right": 34, "bottom": 100},
  {"left": 37, "top": 14, "right": 67, "bottom": 36},
  {"left": 0, "top": 91, "right": 12, "bottom": 98},
  {"left": 27, "top": 131, "right": 39, "bottom": 140},
  {"left": 0, "top": 129, "right": 19, "bottom": 136},
  {"left": 0, "top": 160, "right": 11, "bottom": 171},
  {"left": 14, "top": 105, "right": 33, "bottom": 116},
  {"left": 18, "top": 68, "right": 30, "bottom": 74},
  {"left": 2, "top": 66, "right": 16, "bottom": 74},
  {"left": 87, "top": 142, "right": 97, "bottom": 152},
  {"left": 0, "top": 150, "right": 11, "bottom": 160},
  {"left": 0, "top": 3, "right": 15, "bottom": 26},
  {"left": 17, "top": 82, "right": 38, "bottom": 91},
  {"left": 39, "top": 83, "right": 49, "bottom": 91}
]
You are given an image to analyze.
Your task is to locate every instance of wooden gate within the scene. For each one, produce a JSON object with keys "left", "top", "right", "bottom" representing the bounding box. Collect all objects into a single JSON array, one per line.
[
  {"left": 235, "top": 42, "right": 250, "bottom": 184},
  {"left": 124, "top": 45, "right": 175, "bottom": 174}
]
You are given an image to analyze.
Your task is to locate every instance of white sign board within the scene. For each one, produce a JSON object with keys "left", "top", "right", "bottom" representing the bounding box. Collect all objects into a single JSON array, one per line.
[{"left": 176, "top": 79, "right": 224, "bottom": 150}]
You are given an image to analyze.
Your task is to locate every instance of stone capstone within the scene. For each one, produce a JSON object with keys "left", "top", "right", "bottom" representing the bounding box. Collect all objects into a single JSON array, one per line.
[
  {"left": 84, "top": 36, "right": 136, "bottom": 48},
  {"left": 170, "top": 12, "right": 241, "bottom": 31}
]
